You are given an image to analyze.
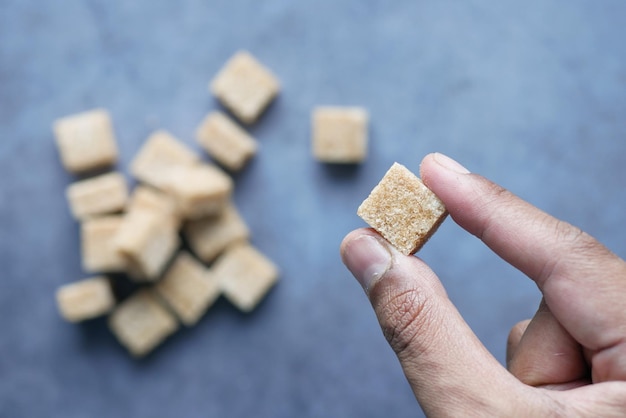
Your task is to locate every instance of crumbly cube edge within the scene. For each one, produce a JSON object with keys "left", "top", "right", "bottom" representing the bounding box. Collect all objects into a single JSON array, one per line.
[{"left": 357, "top": 162, "right": 447, "bottom": 255}]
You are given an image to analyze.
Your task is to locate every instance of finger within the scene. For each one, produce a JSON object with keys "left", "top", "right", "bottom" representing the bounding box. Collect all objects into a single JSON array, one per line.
[
  {"left": 506, "top": 319, "right": 530, "bottom": 368},
  {"left": 420, "top": 153, "right": 626, "bottom": 382},
  {"left": 508, "top": 299, "right": 588, "bottom": 386},
  {"left": 341, "top": 228, "right": 537, "bottom": 416}
]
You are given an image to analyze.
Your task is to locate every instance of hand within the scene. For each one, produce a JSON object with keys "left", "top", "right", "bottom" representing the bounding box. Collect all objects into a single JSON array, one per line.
[{"left": 341, "top": 153, "right": 626, "bottom": 417}]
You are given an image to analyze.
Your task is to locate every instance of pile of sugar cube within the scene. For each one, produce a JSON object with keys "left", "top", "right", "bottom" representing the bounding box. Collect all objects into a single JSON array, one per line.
[{"left": 54, "top": 51, "right": 283, "bottom": 357}]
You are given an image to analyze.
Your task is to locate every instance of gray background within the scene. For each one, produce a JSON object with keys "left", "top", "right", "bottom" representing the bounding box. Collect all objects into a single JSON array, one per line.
[{"left": 1, "top": 1, "right": 626, "bottom": 417}]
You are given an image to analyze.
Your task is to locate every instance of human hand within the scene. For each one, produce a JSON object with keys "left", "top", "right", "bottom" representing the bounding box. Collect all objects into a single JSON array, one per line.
[{"left": 341, "top": 153, "right": 626, "bottom": 417}]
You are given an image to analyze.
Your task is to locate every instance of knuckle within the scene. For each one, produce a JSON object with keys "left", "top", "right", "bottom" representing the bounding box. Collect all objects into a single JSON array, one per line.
[
  {"left": 551, "top": 219, "right": 587, "bottom": 248},
  {"left": 376, "top": 287, "right": 436, "bottom": 357},
  {"left": 537, "top": 217, "right": 614, "bottom": 284},
  {"left": 549, "top": 218, "right": 605, "bottom": 257}
]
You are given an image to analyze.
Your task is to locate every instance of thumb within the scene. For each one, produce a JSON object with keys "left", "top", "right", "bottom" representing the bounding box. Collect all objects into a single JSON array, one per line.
[{"left": 341, "top": 228, "right": 532, "bottom": 416}]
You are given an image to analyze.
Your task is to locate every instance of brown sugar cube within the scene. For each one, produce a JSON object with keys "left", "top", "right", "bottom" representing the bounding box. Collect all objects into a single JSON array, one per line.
[
  {"left": 130, "top": 130, "right": 200, "bottom": 189},
  {"left": 154, "top": 252, "right": 221, "bottom": 326},
  {"left": 81, "top": 215, "right": 127, "bottom": 273},
  {"left": 127, "top": 185, "right": 181, "bottom": 229},
  {"left": 114, "top": 209, "right": 180, "bottom": 281},
  {"left": 195, "top": 111, "right": 258, "bottom": 171},
  {"left": 53, "top": 109, "right": 118, "bottom": 173},
  {"left": 161, "top": 164, "right": 233, "bottom": 220},
  {"left": 108, "top": 289, "right": 178, "bottom": 357},
  {"left": 212, "top": 243, "right": 279, "bottom": 312},
  {"left": 56, "top": 276, "right": 115, "bottom": 322},
  {"left": 312, "top": 107, "right": 368, "bottom": 163},
  {"left": 357, "top": 162, "right": 447, "bottom": 255},
  {"left": 184, "top": 203, "right": 250, "bottom": 263},
  {"left": 210, "top": 51, "right": 280, "bottom": 124},
  {"left": 66, "top": 172, "right": 128, "bottom": 220}
]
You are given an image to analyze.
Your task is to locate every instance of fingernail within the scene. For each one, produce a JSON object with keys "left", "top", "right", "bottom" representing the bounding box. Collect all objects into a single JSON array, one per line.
[
  {"left": 342, "top": 234, "right": 392, "bottom": 293},
  {"left": 433, "top": 153, "right": 470, "bottom": 174}
]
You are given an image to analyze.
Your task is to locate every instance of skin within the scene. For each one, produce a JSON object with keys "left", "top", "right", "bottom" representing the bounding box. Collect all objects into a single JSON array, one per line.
[{"left": 340, "top": 153, "right": 626, "bottom": 417}]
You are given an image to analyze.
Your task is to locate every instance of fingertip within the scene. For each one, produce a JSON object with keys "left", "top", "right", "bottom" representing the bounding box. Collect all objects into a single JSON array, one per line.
[
  {"left": 420, "top": 153, "right": 470, "bottom": 196},
  {"left": 419, "top": 153, "right": 438, "bottom": 184},
  {"left": 340, "top": 228, "right": 393, "bottom": 293},
  {"left": 340, "top": 228, "right": 379, "bottom": 258},
  {"left": 432, "top": 153, "right": 471, "bottom": 174}
]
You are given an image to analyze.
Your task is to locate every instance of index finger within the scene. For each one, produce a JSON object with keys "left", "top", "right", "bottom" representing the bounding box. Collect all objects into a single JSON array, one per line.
[{"left": 420, "top": 153, "right": 626, "bottom": 382}]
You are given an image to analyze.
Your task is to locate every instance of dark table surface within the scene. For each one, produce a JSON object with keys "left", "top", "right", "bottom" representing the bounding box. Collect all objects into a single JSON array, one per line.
[{"left": 2, "top": 1, "right": 626, "bottom": 417}]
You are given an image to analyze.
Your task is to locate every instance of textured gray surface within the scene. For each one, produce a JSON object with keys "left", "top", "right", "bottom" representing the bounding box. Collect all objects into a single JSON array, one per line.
[{"left": 1, "top": 1, "right": 626, "bottom": 417}]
